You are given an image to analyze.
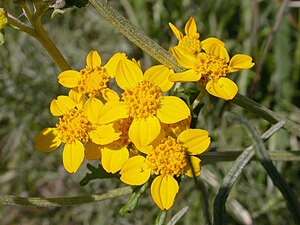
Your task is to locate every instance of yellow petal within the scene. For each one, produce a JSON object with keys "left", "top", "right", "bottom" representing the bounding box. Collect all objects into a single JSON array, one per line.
[
  {"left": 86, "top": 50, "right": 102, "bottom": 68},
  {"left": 169, "top": 69, "right": 201, "bottom": 82},
  {"left": 35, "top": 128, "right": 61, "bottom": 152},
  {"left": 184, "top": 17, "right": 197, "bottom": 35},
  {"left": 68, "top": 89, "right": 85, "bottom": 110},
  {"left": 206, "top": 77, "right": 238, "bottom": 100},
  {"left": 89, "top": 124, "right": 120, "bottom": 145},
  {"left": 185, "top": 156, "right": 201, "bottom": 177},
  {"left": 84, "top": 97, "right": 104, "bottom": 124},
  {"left": 101, "top": 88, "right": 120, "bottom": 101},
  {"left": 50, "top": 95, "right": 76, "bottom": 116},
  {"left": 169, "top": 46, "right": 197, "bottom": 69},
  {"left": 129, "top": 117, "right": 161, "bottom": 152},
  {"left": 58, "top": 70, "right": 81, "bottom": 88},
  {"left": 169, "top": 22, "right": 183, "bottom": 40},
  {"left": 156, "top": 96, "right": 190, "bottom": 124},
  {"left": 120, "top": 156, "right": 151, "bottom": 185},
  {"left": 97, "top": 101, "right": 129, "bottom": 124},
  {"left": 101, "top": 146, "right": 129, "bottom": 174},
  {"left": 150, "top": 175, "right": 179, "bottom": 210},
  {"left": 228, "top": 54, "right": 255, "bottom": 73},
  {"left": 104, "top": 52, "right": 127, "bottom": 78},
  {"left": 144, "top": 65, "right": 174, "bottom": 92},
  {"left": 177, "top": 129, "right": 211, "bottom": 155},
  {"left": 116, "top": 59, "right": 143, "bottom": 90},
  {"left": 201, "top": 37, "right": 229, "bottom": 62},
  {"left": 84, "top": 142, "right": 102, "bottom": 160},
  {"left": 62, "top": 140, "right": 84, "bottom": 173}
]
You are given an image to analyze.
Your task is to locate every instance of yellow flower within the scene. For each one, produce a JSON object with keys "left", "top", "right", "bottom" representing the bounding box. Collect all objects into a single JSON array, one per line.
[
  {"left": 169, "top": 17, "right": 201, "bottom": 55},
  {"left": 169, "top": 19, "right": 254, "bottom": 100},
  {"left": 120, "top": 129, "right": 211, "bottom": 210},
  {"left": 58, "top": 50, "right": 125, "bottom": 98},
  {"left": 35, "top": 91, "right": 120, "bottom": 173},
  {"left": 96, "top": 57, "right": 191, "bottom": 153}
]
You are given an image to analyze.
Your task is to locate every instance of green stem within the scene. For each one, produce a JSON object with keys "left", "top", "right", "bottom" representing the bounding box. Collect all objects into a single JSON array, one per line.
[
  {"left": 0, "top": 187, "right": 132, "bottom": 207},
  {"left": 89, "top": 0, "right": 300, "bottom": 137},
  {"left": 155, "top": 210, "right": 167, "bottom": 225},
  {"left": 88, "top": 0, "right": 183, "bottom": 72},
  {"left": 232, "top": 93, "right": 300, "bottom": 137},
  {"left": 7, "top": 14, "right": 37, "bottom": 38},
  {"left": 30, "top": 4, "right": 71, "bottom": 71}
]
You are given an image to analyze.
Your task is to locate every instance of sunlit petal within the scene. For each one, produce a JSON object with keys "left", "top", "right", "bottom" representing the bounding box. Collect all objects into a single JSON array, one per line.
[
  {"left": 58, "top": 70, "right": 81, "bottom": 88},
  {"left": 83, "top": 97, "right": 104, "bottom": 124},
  {"left": 144, "top": 65, "right": 174, "bottom": 92},
  {"left": 178, "top": 129, "right": 211, "bottom": 155},
  {"left": 169, "top": 69, "right": 200, "bottom": 82},
  {"left": 120, "top": 156, "right": 151, "bottom": 185},
  {"left": 35, "top": 128, "right": 61, "bottom": 152},
  {"left": 86, "top": 50, "right": 102, "bottom": 68},
  {"left": 101, "top": 146, "right": 129, "bottom": 174},
  {"left": 116, "top": 59, "right": 143, "bottom": 90},
  {"left": 129, "top": 117, "right": 161, "bottom": 153},
  {"left": 184, "top": 17, "right": 197, "bottom": 35},
  {"left": 62, "top": 140, "right": 84, "bottom": 173},
  {"left": 89, "top": 124, "right": 120, "bottom": 145},
  {"left": 206, "top": 77, "right": 238, "bottom": 100},
  {"left": 97, "top": 101, "right": 129, "bottom": 124},
  {"left": 150, "top": 175, "right": 179, "bottom": 210},
  {"left": 156, "top": 96, "right": 190, "bottom": 124},
  {"left": 169, "top": 22, "right": 183, "bottom": 40},
  {"left": 50, "top": 95, "right": 76, "bottom": 116},
  {"left": 101, "top": 88, "right": 120, "bottom": 101},
  {"left": 169, "top": 46, "right": 197, "bottom": 69},
  {"left": 68, "top": 89, "right": 85, "bottom": 110},
  {"left": 201, "top": 37, "right": 229, "bottom": 62},
  {"left": 228, "top": 54, "right": 255, "bottom": 73},
  {"left": 104, "top": 52, "right": 127, "bottom": 78},
  {"left": 185, "top": 156, "right": 201, "bottom": 177}
]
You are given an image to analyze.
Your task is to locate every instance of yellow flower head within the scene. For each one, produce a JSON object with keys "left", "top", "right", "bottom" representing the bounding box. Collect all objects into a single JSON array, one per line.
[
  {"left": 96, "top": 56, "right": 191, "bottom": 153},
  {"left": 120, "top": 129, "right": 211, "bottom": 210},
  {"left": 0, "top": 8, "right": 7, "bottom": 30},
  {"left": 169, "top": 19, "right": 254, "bottom": 100},
  {"left": 169, "top": 17, "right": 201, "bottom": 55},
  {"left": 35, "top": 91, "right": 120, "bottom": 173},
  {"left": 58, "top": 50, "right": 125, "bottom": 98}
]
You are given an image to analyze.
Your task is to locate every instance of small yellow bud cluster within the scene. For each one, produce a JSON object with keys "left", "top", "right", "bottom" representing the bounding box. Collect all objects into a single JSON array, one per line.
[{"left": 0, "top": 8, "right": 8, "bottom": 30}]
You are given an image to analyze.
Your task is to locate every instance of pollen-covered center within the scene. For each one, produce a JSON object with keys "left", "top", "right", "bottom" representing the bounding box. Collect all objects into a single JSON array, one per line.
[
  {"left": 196, "top": 54, "right": 229, "bottom": 84},
  {"left": 146, "top": 136, "right": 187, "bottom": 177},
  {"left": 77, "top": 66, "right": 110, "bottom": 97},
  {"left": 56, "top": 109, "right": 92, "bottom": 144},
  {"left": 121, "top": 81, "right": 163, "bottom": 119},
  {"left": 179, "top": 34, "right": 201, "bottom": 55}
]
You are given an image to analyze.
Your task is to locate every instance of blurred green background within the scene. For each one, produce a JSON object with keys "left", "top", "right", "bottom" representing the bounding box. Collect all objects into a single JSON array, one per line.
[{"left": 0, "top": 0, "right": 299, "bottom": 224}]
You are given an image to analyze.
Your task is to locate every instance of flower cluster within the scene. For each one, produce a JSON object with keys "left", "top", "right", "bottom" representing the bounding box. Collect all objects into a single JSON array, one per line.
[
  {"left": 35, "top": 17, "right": 254, "bottom": 210},
  {"left": 169, "top": 17, "right": 254, "bottom": 100}
]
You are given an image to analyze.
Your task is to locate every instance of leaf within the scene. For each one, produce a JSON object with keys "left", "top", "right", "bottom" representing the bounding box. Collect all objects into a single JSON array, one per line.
[
  {"left": 0, "top": 32, "right": 5, "bottom": 46},
  {"left": 79, "top": 163, "right": 119, "bottom": 186}
]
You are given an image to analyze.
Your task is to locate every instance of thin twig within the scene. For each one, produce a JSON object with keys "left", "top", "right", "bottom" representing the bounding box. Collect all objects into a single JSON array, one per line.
[{"left": 0, "top": 187, "right": 132, "bottom": 207}]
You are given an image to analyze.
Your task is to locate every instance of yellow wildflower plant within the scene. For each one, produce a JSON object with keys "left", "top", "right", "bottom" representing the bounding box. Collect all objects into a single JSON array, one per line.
[
  {"left": 58, "top": 50, "right": 123, "bottom": 99},
  {"left": 169, "top": 17, "right": 201, "bottom": 55},
  {"left": 169, "top": 18, "right": 254, "bottom": 100},
  {"left": 35, "top": 90, "right": 121, "bottom": 173},
  {"left": 120, "top": 129, "right": 211, "bottom": 210},
  {"left": 0, "top": 8, "right": 7, "bottom": 30},
  {"left": 95, "top": 57, "right": 191, "bottom": 153}
]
